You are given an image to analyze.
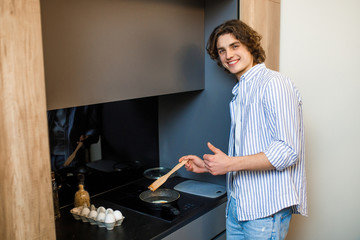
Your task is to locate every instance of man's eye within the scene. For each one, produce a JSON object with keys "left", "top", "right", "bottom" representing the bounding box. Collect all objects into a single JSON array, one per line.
[
  {"left": 233, "top": 44, "right": 239, "bottom": 49},
  {"left": 218, "top": 49, "right": 225, "bottom": 54}
]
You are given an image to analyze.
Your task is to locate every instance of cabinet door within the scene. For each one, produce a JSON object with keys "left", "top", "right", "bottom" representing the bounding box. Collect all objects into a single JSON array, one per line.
[
  {"left": 41, "top": 0, "right": 205, "bottom": 110},
  {"left": 240, "top": 0, "right": 281, "bottom": 71}
]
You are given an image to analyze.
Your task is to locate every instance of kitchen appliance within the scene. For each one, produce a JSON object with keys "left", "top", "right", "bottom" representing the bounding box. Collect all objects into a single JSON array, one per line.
[
  {"left": 100, "top": 176, "right": 205, "bottom": 222},
  {"left": 139, "top": 188, "right": 180, "bottom": 216},
  {"left": 139, "top": 189, "right": 180, "bottom": 206},
  {"left": 143, "top": 167, "right": 177, "bottom": 180}
]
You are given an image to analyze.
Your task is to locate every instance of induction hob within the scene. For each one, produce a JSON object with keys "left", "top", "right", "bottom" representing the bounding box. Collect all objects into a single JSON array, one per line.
[{"left": 100, "top": 177, "right": 204, "bottom": 222}]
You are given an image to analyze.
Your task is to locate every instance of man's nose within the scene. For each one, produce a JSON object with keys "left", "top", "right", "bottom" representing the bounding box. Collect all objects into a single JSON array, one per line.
[{"left": 226, "top": 49, "right": 234, "bottom": 59}]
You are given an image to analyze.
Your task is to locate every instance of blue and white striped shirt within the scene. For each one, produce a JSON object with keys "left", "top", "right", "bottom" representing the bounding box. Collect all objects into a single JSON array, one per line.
[{"left": 227, "top": 63, "right": 307, "bottom": 221}]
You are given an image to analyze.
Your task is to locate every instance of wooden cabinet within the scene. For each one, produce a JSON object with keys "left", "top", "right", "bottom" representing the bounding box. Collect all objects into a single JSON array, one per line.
[
  {"left": 0, "top": 1, "right": 55, "bottom": 239},
  {"left": 240, "top": 0, "right": 281, "bottom": 71}
]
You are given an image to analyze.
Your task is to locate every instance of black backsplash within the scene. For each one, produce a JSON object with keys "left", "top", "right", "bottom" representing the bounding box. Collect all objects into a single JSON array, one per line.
[
  {"left": 56, "top": 97, "right": 160, "bottom": 207},
  {"left": 100, "top": 97, "right": 159, "bottom": 169}
]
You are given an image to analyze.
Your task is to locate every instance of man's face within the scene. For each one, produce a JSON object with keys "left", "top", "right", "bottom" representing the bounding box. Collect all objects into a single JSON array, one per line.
[{"left": 216, "top": 33, "right": 254, "bottom": 80}]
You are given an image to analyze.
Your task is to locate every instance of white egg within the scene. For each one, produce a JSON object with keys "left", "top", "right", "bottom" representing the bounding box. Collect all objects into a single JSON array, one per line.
[
  {"left": 70, "top": 208, "right": 82, "bottom": 220},
  {"left": 104, "top": 212, "right": 116, "bottom": 223},
  {"left": 97, "top": 206, "right": 106, "bottom": 214},
  {"left": 113, "top": 210, "right": 123, "bottom": 221},
  {"left": 71, "top": 207, "right": 80, "bottom": 215},
  {"left": 76, "top": 206, "right": 84, "bottom": 214},
  {"left": 105, "top": 208, "right": 114, "bottom": 215},
  {"left": 96, "top": 212, "right": 106, "bottom": 222},
  {"left": 81, "top": 207, "right": 90, "bottom": 217},
  {"left": 88, "top": 209, "right": 98, "bottom": 219}
]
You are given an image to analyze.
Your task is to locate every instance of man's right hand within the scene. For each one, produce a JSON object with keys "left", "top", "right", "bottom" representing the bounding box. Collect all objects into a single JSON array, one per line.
[{"left": 179, "top": 155, "right": 208, "bottom": 174}]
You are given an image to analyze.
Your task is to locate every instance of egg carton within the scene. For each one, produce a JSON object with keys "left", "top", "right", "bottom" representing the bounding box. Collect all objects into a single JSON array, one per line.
[{"left": 70, "top": 204, "right": 125, "bottom": 231}]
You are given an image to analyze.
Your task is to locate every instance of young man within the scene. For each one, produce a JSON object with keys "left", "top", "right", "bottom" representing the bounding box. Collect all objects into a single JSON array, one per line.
[
  {"left": 48, "top": 105, "right": 100, "bottom": 171},
  {"left": 179, "top": 19, "right": 307, "bottom": 239}
]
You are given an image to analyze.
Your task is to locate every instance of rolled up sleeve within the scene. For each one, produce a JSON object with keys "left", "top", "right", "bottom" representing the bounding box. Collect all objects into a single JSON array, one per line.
[{"left": 263, "top": 76, "right": 303, "bottom": 171}]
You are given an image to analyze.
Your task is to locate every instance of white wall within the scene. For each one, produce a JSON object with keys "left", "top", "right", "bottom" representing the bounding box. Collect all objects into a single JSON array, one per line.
[{"left": 280, "top": 0, "right": 360, "bottom": 239}]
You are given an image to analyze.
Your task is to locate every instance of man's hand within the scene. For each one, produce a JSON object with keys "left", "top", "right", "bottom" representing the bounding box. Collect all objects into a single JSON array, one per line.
[
  {"left": 79, "top": 135, "right": 89, "bottom": 142},
  {"left": 77, "top": 135, "right": 89, "bottom": 146},
  {"left": 203, "top": 142, "right": 231, "bottom": 175},
  {"left": 179, "top": 155, "right": 208, "bottom": 173}
]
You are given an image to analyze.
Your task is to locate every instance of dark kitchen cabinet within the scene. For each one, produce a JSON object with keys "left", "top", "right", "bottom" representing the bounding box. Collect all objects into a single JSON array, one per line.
[
  {"left": 162, "top": 202, "right": 226, "bottom": 240},
  {"left": 40, "top": 0, "right": 205, "bottom": 110}
]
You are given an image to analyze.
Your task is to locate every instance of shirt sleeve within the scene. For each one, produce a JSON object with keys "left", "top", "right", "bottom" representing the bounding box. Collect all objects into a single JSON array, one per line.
[
  {"left": 262, "top": 75, "right": 303, "bottom": 171},
  {"left": 84, "top": 106, "right": 100, "bottom": 146}
]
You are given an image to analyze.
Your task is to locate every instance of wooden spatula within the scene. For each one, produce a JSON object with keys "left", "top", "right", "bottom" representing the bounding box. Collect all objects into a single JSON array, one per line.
[
  {"left": 148, "top": 160, "right": 188, "bottom": 191},
  {"left": 63, "top": 142, "right": 83, "bottom": 167}
]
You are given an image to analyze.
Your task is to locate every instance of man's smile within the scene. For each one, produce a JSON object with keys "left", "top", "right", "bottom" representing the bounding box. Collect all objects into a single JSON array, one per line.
[{"left": 228, "top": 59, "right": 239, "bottom": 66}]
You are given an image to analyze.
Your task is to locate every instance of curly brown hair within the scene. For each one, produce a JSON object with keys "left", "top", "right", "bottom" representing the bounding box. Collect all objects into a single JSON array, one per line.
[{"left": 206, "top": 19, "right": 266, "bottom": 72}]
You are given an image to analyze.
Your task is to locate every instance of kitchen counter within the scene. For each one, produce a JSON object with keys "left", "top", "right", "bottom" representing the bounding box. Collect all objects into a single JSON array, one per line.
[{"left": 55, "top": 176, "right": 227, "bottom": 240}]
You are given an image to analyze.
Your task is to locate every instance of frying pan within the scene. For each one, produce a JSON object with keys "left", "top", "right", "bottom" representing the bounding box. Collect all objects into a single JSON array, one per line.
[
  {"left": 143, "top": 167, "right": 178, "bottom": 180},
  {"left": 139, "top": 188, "right": 180, "bottom": 215}
]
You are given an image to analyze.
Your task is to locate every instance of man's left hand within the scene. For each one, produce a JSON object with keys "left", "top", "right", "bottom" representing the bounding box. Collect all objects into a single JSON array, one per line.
[{"left": 203, "top": 142, "right": 231, "bottom": 175}]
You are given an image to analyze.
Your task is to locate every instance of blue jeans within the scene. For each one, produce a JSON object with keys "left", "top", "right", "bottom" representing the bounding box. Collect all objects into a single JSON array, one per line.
[{"left": 226, "top": 197, "right": 292, "bottom": 240}]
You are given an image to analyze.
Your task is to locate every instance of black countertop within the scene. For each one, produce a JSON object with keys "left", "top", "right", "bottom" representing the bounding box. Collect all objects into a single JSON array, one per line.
[{"left": 55, "top": 176, "right": 227, "bottom": 240}]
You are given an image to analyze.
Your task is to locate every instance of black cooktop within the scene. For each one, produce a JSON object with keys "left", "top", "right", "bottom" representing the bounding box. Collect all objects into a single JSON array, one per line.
[
  {"left": 100, "top": 177, "right": 204, "bottom": 222},
  {"left": 55, "top": 176, "right": 227, "bottom": 240}
]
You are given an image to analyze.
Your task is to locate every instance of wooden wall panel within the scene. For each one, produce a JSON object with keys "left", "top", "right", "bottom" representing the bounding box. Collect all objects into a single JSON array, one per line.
[
  {"left": 240, "top": 0, "right": 281, "bottom": 71},
  {"left": 0, "top": 0, "right": 56, "bottom": 239}
]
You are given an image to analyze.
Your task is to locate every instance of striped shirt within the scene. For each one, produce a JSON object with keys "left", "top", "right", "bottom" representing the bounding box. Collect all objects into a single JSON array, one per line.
[{"left": 227, "top": 63, "right": 307, "bottom": 221}]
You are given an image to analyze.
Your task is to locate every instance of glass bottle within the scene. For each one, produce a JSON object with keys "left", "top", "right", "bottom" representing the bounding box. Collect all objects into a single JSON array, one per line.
[{"left": 74, "top": 174, "right": 90, "bottom": 208}]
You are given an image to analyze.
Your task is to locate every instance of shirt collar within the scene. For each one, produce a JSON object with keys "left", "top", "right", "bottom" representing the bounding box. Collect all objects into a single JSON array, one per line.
[
  {"left": 232, "top": 63, "right": 265, "bottom": 97},
  {"left": 239, "top": 63, "right": 266, "bottom": 83},
  {"left": 232, "top": 82, "right": 239, "bottom": 97}
]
